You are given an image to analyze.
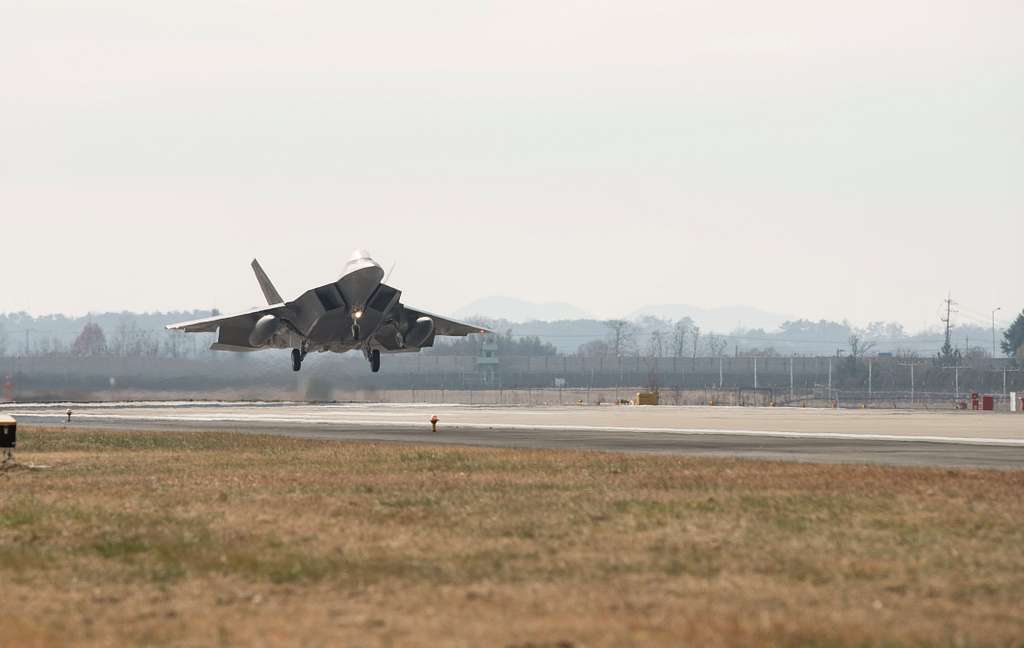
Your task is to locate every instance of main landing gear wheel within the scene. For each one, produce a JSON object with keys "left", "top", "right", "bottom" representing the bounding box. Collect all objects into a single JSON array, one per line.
[
  {"left": 370, "top": 349, "right": 381, "bottom": 373},
  {"left": 291, "top": 348, "right": 303, "bottom": 372}
]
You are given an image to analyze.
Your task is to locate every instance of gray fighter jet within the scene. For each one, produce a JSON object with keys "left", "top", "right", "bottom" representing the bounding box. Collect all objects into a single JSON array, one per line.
[{"left": 166, "top": 250, "right": 490, "bottom": 373}]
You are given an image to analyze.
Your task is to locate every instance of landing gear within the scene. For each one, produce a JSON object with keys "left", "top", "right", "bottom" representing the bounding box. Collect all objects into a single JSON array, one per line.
[
  {"left": 360, "top": 347, "right": 382, "bottom": 373},
  {"left": 291, "top": 347, "right": 307, "bottom": 372}
]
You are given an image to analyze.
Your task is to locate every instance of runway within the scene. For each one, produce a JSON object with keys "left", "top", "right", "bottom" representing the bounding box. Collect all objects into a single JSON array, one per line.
[{"left": 6, "top": 402, "right": 1024, "bottom": 469}]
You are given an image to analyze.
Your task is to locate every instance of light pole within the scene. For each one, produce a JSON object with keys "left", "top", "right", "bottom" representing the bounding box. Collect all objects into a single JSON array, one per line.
[
  {"left": 992, "top": 307, "right": 1001, "bottom": 359},
  {"left": 899, "top": 361, "right": 915, "bottom": 407}
]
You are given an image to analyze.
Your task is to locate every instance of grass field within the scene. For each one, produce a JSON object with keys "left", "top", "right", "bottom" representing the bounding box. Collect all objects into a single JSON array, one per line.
[{"left": 2, "top": 426, "right": 1023, "bottom": 647}]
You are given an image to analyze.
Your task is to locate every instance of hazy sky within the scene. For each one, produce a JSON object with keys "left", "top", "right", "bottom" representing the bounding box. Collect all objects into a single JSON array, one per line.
[{"left": 2, "top": 1, "right": 1021, "bottom": 332}]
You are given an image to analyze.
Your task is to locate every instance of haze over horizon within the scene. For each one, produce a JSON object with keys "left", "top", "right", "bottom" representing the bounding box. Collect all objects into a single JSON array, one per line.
[{"left": 2, "top": 1, "right": 1020, "bottom": 333}]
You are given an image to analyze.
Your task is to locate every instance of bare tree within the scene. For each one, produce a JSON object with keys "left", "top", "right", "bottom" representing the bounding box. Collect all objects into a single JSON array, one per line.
[
  {"left": 866, "top": 321, "right": 905, "bottom": 339},
  {"left": 109, "top": 316, "right": 165, "bottom": 357},
  {"left": 577, "top": 339, "right": 610, "bottom": 357},
  {"left": 691, "top": 326, "right": 701, "bottom": 359},
  {"left": 670, "top": 318, "right": 693, "bottom": 358},
  {"left": 644, "top": 329, "right": 666, "bottom": 390},
  {"left": 963, "top": 346, "right": 991, "bottom": 361},
  {"left": 848, "top": 334, "right": 876, "bottom": 360},
  {"left": 164, "top": 330, "right": 189, "bottom": 358},
  {"left": 604, "top": 320, "right": 636, "bottom": 357},
  {"left": 647, "top": 329, "right": 666, "bottom": 358},
  {"left": 49, "top": 336, "right": 67, "bottom": 356},
  {"left": 111, "top": 317, "right": 138, "bottom": 356},
  {"left": 706, "top": 333, "right": 728, "bottom": 357},
  {"left": 0, "top": 321, "right": 6, "bottom": 357}
]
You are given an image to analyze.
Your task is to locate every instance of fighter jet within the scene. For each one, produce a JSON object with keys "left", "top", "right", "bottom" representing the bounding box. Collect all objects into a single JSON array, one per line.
[{"left": 166, "top": 250, "right": 490, "bottom": 373}]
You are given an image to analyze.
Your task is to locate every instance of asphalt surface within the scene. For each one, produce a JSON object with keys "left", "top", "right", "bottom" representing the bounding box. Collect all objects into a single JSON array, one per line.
[{"left": 7, "top": 402, "right": 1024, "bottom": 469}]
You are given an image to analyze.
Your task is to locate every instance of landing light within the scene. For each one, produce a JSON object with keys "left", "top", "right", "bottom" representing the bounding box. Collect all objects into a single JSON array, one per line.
[{"left": 353, "top": 310, "right": 364, "bottom": 320}]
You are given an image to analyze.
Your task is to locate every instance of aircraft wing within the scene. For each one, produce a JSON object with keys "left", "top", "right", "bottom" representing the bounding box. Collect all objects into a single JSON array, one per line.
[
  {"left": 403, "top": 307, "right": 493, "bottom": 337},
  {"left": 165, "top": 304, "right": 287, "bottom": 333}
]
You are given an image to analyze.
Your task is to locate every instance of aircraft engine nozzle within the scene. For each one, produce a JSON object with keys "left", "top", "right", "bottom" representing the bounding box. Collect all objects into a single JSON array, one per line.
[
  {"left": 405, "top": 317, "right": 435, "bottom": 348},
  {"left": 249, "top": 314, "right": 285, "bottom": 347}
]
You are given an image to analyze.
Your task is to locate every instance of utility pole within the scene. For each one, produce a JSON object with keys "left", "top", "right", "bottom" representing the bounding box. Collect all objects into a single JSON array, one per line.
[
  {"left": 868, "top": 360, "right": 873, "bottom": 400},
  {"left": 616, "top": 356, "right": 623, "bottom": 404},
  {"left": 942, "top": 295, "right": 954, "bottom": 348},
  {"left": 938, "top": 294, "right": 959, "bottom": 361},
  {"left": 16, "top": 328, "right": 44, "bottom": 356},
  {"left": 828, "top": 358, "right": 832, "bottom": 402},
  {"left": 789, "top": 357, "right": 794, "bottom": 401},
  {"left": 753, "top": 357, "right": 758, "bottom": 390},
  {"left": 992, "top": 307, "right": 1001, "bottom": 359},
  {"left": 16, "top": 327, "right": 45, "bottom": 357}
]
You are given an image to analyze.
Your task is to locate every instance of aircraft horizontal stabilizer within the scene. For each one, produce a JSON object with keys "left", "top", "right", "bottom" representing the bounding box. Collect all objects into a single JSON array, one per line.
[
  {"left": 166, "top": 304, "right": 286, "bottom": 333},
  {"left": 403, "top": 307, "right": 493, "bottom": 337}
]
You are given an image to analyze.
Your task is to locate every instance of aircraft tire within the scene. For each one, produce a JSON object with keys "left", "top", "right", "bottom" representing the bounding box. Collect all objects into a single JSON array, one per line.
[
  {"left": 292, "top": 348, "right": 302, "bottom": 372},
  {"left": 370, "top": 349, "right": 381, "bottom": 373}
]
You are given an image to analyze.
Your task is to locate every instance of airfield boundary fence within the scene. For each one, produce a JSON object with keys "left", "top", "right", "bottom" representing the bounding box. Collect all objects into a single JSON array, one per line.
[
  {"left": 1, "top": 355, "right": 1021, "bottom": 408},
  {"left": 303, "top": 387, "right": 1019, "bottom": 410}
]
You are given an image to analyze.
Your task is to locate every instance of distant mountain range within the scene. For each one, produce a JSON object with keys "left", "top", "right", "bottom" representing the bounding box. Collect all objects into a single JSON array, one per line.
[
  {"left": 627, "top": 304, "right": 791, "bottom": 334},
  {"left": 455, "top": 297, "right": 594, "bottom": 323},
  {"left": 456, "top": 296, "right": 790, "bottom": 333}
]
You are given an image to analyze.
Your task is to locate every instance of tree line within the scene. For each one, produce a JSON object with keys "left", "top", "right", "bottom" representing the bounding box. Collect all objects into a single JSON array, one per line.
[{"left": 1, "top": 308, "right": 1022, "bottom": 362}]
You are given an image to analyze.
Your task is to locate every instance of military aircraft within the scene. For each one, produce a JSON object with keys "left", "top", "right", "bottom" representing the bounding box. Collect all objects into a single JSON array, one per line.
[{"left": 166, "top": 250, "right": 490, "bottom": 373}]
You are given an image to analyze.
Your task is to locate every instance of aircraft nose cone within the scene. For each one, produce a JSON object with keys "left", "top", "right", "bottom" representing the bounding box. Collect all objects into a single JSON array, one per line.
[
  {"left": 339, "top": 249, "right": 385, "bottom": 300},
  {"left": 343, "top": 249, "right": 381, "bottom": 277}
]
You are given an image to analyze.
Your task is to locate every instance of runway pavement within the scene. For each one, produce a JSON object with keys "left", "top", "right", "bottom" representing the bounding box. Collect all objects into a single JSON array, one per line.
[{"left": 5, "top": 401, "right": 1024, "bottom": 469}]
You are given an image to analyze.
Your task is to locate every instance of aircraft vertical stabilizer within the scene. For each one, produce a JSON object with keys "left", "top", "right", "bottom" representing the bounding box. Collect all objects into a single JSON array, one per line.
[{"left": 251, "top": 259, "right": 284, "bottom": 305}]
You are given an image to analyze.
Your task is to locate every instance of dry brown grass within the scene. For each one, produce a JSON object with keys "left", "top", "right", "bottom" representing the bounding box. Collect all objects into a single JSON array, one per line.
[{"left": 2, "top": 426, "right": 1023, "bottom": 647}]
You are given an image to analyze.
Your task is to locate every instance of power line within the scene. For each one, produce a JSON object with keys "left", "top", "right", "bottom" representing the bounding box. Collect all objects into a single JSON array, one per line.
[{"left": 957, "top": 302, "right": 1015, "bottom": 330}]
